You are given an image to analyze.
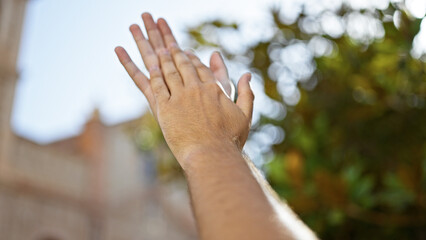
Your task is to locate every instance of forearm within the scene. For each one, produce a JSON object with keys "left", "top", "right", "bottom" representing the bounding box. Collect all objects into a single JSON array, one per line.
[
  {"left": 183, "top": 145, "right": 316, "bottom": 240},
  {"left": 116, "top": 13, "right": 316, "bottom": 239}
]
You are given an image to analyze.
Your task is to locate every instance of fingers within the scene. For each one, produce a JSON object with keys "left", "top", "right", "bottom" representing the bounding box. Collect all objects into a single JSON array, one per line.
[
  {"left": 157, "top": 18, "right": 178, "bottom": 48},
  {"left": 142, "top": 13, "right": 166, "bottom": 51},
  {"left": 169, "top": 44, "right": 201, "bottom": 85},
  {"left": 184, "top": 51, "right": 215, "bottom": 83},
  {"left": 157, "top": 18, "right": 200, "bottom": 85},
  {"left": 158, "top": 48, "right": 184, "bottom": 92},
  {"left": 114, "top": 46, "right": 156, "bottom": 108},
  {"left": 210, "top": 51, "right": 228, "bottom": 82},
  {"left": 134, "top": 15, "right": 182, "bottom": 94},
  {"left": 210, "top": 52, "right": 235, "bottom": 100},
  {"left": 129, "top": 24, "right": 159, "bottom": 73},
  {"left": 149, "top": 64, "right": 170, "bottom": 103},
  {"left": 236, "top": 73, "right": 254, "bottom": 120}
]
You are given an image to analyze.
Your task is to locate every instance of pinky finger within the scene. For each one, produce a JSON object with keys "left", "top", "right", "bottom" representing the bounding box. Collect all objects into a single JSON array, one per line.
[{"left": 115, "top": 46, "right": 156, "bottom": 112}]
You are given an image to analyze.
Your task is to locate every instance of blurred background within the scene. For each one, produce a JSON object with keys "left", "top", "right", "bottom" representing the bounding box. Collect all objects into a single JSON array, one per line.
[{"left": 0, "top": 0, "right": 425, "bottom": 239}]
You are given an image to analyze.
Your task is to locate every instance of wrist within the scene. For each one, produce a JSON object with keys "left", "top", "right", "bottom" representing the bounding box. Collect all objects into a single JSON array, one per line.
[{"left": 179, "top": 141, "right": 242, "bottom": 173}]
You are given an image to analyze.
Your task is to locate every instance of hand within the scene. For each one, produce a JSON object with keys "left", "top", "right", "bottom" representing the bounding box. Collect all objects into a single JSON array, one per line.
[
  {"left": 115, "top": 13, "right": 234, "bottom": 115},
  {"left": 115, "top": 13, "right": 254, "bottom": 168}
]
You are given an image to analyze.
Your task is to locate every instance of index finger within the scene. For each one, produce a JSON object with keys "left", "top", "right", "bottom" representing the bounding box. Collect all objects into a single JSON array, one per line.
[{"left": 114, "top": 46, "right": 157, "bottom": 113}]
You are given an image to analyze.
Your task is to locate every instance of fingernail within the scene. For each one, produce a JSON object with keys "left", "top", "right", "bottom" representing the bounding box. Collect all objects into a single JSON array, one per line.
[
  {"left": 170, "top": 42, "right": 178, "bottom": 48},
  {"left": 247, "top": 73, "right": 252, "bottom": 82}
]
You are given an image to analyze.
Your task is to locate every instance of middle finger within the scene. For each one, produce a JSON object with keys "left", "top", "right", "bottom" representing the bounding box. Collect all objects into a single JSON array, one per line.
[{"left": 142, "top": 13, "right": 166, "bottom": 52}]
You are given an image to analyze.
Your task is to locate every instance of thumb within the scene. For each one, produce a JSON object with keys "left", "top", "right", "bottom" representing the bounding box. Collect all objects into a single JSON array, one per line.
[{"left": 236, "top": 73, "right": 254, "bottom": 121}]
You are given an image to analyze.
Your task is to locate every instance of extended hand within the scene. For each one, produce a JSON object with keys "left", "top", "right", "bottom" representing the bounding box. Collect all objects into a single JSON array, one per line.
[
  {"left": 115, "top": 13, "right": 254, "bottom": 168},
  {"left": 115, "top": 14, "right": 317, "bottom": 240}
]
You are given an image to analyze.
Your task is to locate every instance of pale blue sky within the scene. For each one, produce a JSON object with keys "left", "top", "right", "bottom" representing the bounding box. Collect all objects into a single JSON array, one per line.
[
  {"left": 13, "top": 0, "right": 279, "bottom": 143},
  {"left": 12, "top": 0, "right": 426, "bottom": 146}
]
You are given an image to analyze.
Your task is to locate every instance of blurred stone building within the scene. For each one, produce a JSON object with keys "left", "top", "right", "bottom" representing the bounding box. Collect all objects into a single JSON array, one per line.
[{"left": 0, "top": 0, "right": 196, "bottom": 239}]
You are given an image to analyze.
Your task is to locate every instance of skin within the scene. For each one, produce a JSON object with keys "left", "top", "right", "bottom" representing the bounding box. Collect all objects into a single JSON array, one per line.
[{"left": 115, "top": 13, "right": 317, "bottom": 240}]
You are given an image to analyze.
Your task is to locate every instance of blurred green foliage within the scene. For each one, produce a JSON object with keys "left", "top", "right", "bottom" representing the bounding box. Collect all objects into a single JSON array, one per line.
[
  {"left": 183, "top": 2, "right": 426, "bottom": 239},
  {"left": 134, "top": 1, "right": 426, "bottom": 239}
]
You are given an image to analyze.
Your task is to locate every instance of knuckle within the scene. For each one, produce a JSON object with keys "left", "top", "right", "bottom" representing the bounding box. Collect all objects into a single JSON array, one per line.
[
  {"left": 133, "top": 71, "right": 144, "bottom": 79},
  {"left": 151, "top": 86, "right": 168, "bottom": 102},
  {"left": 151, "top": 82, "right": 163, "bottom": 95},
  {"left": 177, "top": 60, "right": 192, "bottom": 69},
  {"left": 146, "top": 49, "right": 157, "bottom": 58},
  {"left": 166, "top": 71, "right": 181, "bottom": 80},
  {"left": 169, "top": 45, "right": 180, "bottom": 54},
  {"left": 150, "top": 76, "right": 161, "bottom": 85},
  {"left": 149, "top": 67, "right": 161, "bottom": 78},
  {"left": 187, "top": 83, "right": 201, "bottom": 93},
  {"left": 199, "top": 69, "right": 214, "bottom": 82},
  {"left": 153, "top": 86, "right": 162, "bottom": 95},
  {"left": 147, "top": 28, "right": 159, "bottom": 37},
  {"left": 192, "top": 61, "right": 203, "bottom": 69},
  {"left": 157, "top": 48, "right": 170, "bottom": 57},
  {"left": 200, "top": 67, "right": 212, "bottom": 75},
  {"left": 123, "top": 61, "right": 133, "bottom": 69},
  {"left": 205, "top": 81, "right": 220, "bottom": 90},
  {"left": 187, "top": 54, "right": 198, "bottom": 62},
  {"left": 140, "top": 38, "right": 150, "bottom": 45}
]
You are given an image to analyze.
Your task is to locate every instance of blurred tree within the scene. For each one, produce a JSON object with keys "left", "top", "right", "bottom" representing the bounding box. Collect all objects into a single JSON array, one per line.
[{"left": 134, "top": 1, "right": 426, "bottom": 239}]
